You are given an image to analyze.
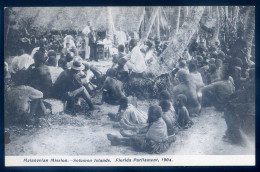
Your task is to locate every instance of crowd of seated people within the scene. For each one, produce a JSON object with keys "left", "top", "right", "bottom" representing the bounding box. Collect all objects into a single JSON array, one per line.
[{"left": 4, "top": 25, "right": 255, "bottom": 153}]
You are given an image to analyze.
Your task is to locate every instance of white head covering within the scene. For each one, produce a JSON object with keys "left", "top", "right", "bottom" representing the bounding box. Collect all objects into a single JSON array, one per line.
[{"left": 63, "top": 35, "right": 76, "bottom": 49}]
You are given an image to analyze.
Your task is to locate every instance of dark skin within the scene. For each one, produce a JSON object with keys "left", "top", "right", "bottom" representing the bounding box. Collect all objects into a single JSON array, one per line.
[{"left": 175, "top": 98, "right": 191, "bottom": 128}]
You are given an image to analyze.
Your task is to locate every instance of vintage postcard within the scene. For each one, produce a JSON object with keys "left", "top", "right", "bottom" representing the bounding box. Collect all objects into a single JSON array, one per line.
[{"left": 4, "top": 6, "right": 255, "bottom": 166}]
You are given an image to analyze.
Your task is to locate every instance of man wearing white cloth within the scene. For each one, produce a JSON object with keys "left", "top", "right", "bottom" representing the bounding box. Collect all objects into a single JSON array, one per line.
[
  {"left": 82, "top": 21, "right": 91, "bottom": 59},
  {"left": 125, "top": 39, "right": 147, "bottom": 78}
]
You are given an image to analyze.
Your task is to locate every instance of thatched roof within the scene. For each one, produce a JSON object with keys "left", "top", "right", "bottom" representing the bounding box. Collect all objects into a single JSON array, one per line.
[{"left": 12, "top": 7, "right": 145, "bottom": 32}]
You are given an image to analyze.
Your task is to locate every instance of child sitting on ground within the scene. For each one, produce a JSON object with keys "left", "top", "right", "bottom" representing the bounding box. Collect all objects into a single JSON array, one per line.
[
  {"left": 174, "top": 94, "right": 193, "bottom": 129},
  {"left": 159, "top": 100, "right": 177, "bottom": 135}
]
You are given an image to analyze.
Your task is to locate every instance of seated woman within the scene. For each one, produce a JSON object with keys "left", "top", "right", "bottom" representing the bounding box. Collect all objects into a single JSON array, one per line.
[
  {"left": 102, "top": 68, "right": 125, "bottom": 105},
  {"left": 107, "top": 105, "right": 176, "bottom": 154},
  {"left": 108, "top": 97, "right": 147, "bottom": 134}
]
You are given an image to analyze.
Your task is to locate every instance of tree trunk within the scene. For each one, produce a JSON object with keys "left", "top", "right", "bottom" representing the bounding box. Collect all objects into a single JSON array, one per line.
[
  {"left": 225, "top": 6, "right": 229, "bottom": 20},
  {"left": 209, "top": 6, "right": 220, "bottom": 45},
  {"left": 175, "top": 7, "right": 181, "bottom": 34},
  {"left": 107, "top": 7, "right": 115, "bottom": 41},
  {"left": 183, "top": 6, "right": 189, "bottom": 21},
  {"left": 147, "top": 6, "right": 205, "bottom": 75},
  {"left": 155, "top": 9, "right": 160, "bottom": 40},
  {"left": 233, "top": 6, "right": 240, "bottom": 29},
  {"left": 139, "top": 7, "right": 160, "bottom": 45},
  {"left": 137, "top": 8, "right": 146, "bottom": 34},
  {"left": 245, "top": 6, "right": 255, "bottom": 57}
]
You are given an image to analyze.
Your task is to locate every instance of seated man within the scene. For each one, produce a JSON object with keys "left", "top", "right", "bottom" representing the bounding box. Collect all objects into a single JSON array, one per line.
[
  {"left": 53, "top": 57, "right": 95, "bottom": 111},
  {"left": 80, "top": 62, "right": 96, "bottom": 95},
  {"left": 172, "top": 69, "right": 201, "bottom": 115},
  {"left": 112, "top": 44, "right": 126, "bottom": 67},
  {"left": 188, "top": 62, "right": 204, "bottom": 91},
  {"left": 116, "top": 58, "right": 129, "bottom": 82},
  {"left": 58, "top": 52, "right": 75, "bottom": 70},
  {"left": 125, "top": 39, "right": 147, "bottom": 78},
  {"left": 107, "top": 105, "right": 175, "bottom": 154},
  {"left": 26, "top": 47, "right": 53, "bottom": 98},
  {"left": 102, "top": 68, "right": 125, "bottom": 105},
  {"left": 46, "top": 50, "right": 57, "bottom": 67},
  {"left": 201, "top": 64, "right": 235, "bottom": 111},
  {"left": 5, "top": 85, "right": 45, "bottom": 126}
]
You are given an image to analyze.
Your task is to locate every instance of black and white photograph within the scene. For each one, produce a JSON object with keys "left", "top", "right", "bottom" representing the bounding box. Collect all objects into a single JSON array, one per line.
[{"left": 4, "top": 6, "right": 255, "bottom": 166}]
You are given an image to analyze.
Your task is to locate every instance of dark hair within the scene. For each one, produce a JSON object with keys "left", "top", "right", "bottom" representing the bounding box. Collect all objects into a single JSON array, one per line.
[
  {"left": 209, "top": 46, "right": 217, "bottom": 52},
  {"left": 215, "top": 59, "right": 223, "bottom": 68},
  {"left": 212, "top": 52, "right": 218, "bottom": 59},
  {"left": 118, "top": 44, "right": 125, "bottom": 52},
  {"left": 147, "top": 105, "right": 162, "bottom": 124},
  {"left": 179, "top": 60, "right": 186, "bottom": 68},
  {"left": 177, "top": 94, "right": 187, "bottom": 106},
  {"left": 159, "top": 100, "right": 171, "bottom": 112},
  {"left": 66, "top": 52, "right": 74, "bottom": 62},
  {"left": 48, "top": 50, "right": 56, "bottom": 57},
  {"left": 119, "top": 97, "right": 128, "bottom": 110},
  {"left": 221, "top": 64, "right": 230, "bottom": 80},
  {"left": 118, "top": 58, "right": 127, "bottom": 67},
  {"left": 106, "top": 68, "right": 117, "bottom": 77},
  {"left": 188, "top": 62, "right": 197, "bottom": 73},
  {"left": 177, "top": 69, "right": 189, "bottom": 82},
  {"left": 129, "top": 39, "right": 138, "bottom": 51},
  {"left": 209, "top": 64, "right": 217, "bottom": 73},
  {"left": 33, "top": 50, "right": 47, "bottom": 65},
  {"left": 159, "top": 90, "right": 171, "bottom": 100},
  {"left": 196, "top": 55, "right": 203, "bottom": 62}
]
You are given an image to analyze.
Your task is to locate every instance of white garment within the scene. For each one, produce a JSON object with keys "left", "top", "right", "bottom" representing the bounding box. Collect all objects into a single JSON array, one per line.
[
  {"left": 115, "top": 30, "right": 127, "bottom": 45},
  {"left": 126, "top": 46, "right": 147, "bottom": 73},
  {"left": 82, "top": 26, "right": 90, "bottom": 35},
  {"left": 85, "top": 69, "right": 94, "bottom": 83},
  {"left": 190, "top": 72, "right": 205, "bottom": 88},
  {"left": 63, "top": 39, "right": 76, "bottom": 49},
  {"left": 146, "top": 118, "right": 168, "bottom": 142},
  {"left": 11, "top": 54, "right": 34, "bottom": 73},
  {"left": 121, "top": 104, "right": 148, "bottom": 126}
]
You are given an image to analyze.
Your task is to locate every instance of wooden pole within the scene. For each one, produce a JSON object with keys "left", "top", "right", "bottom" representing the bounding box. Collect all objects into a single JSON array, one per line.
[{"left": 139, "top": 7, "right": 160, "bottom": 45}]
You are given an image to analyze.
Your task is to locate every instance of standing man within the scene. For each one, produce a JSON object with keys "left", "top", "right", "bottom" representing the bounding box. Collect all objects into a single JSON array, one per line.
[
  {"left": 82, "top": 21, "right": 91, "bottom": 59},
  {"left": 88, "top": 26, "right": 97, "bottom": 61}
]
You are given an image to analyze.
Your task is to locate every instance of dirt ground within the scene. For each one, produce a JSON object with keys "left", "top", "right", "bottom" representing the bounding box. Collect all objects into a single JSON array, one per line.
[
  {"left": 5, "top": 100, "right": 255, "bottom": 156},
  {"left": 5, "top": 59, "right": 255, "bottom": 156}
]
